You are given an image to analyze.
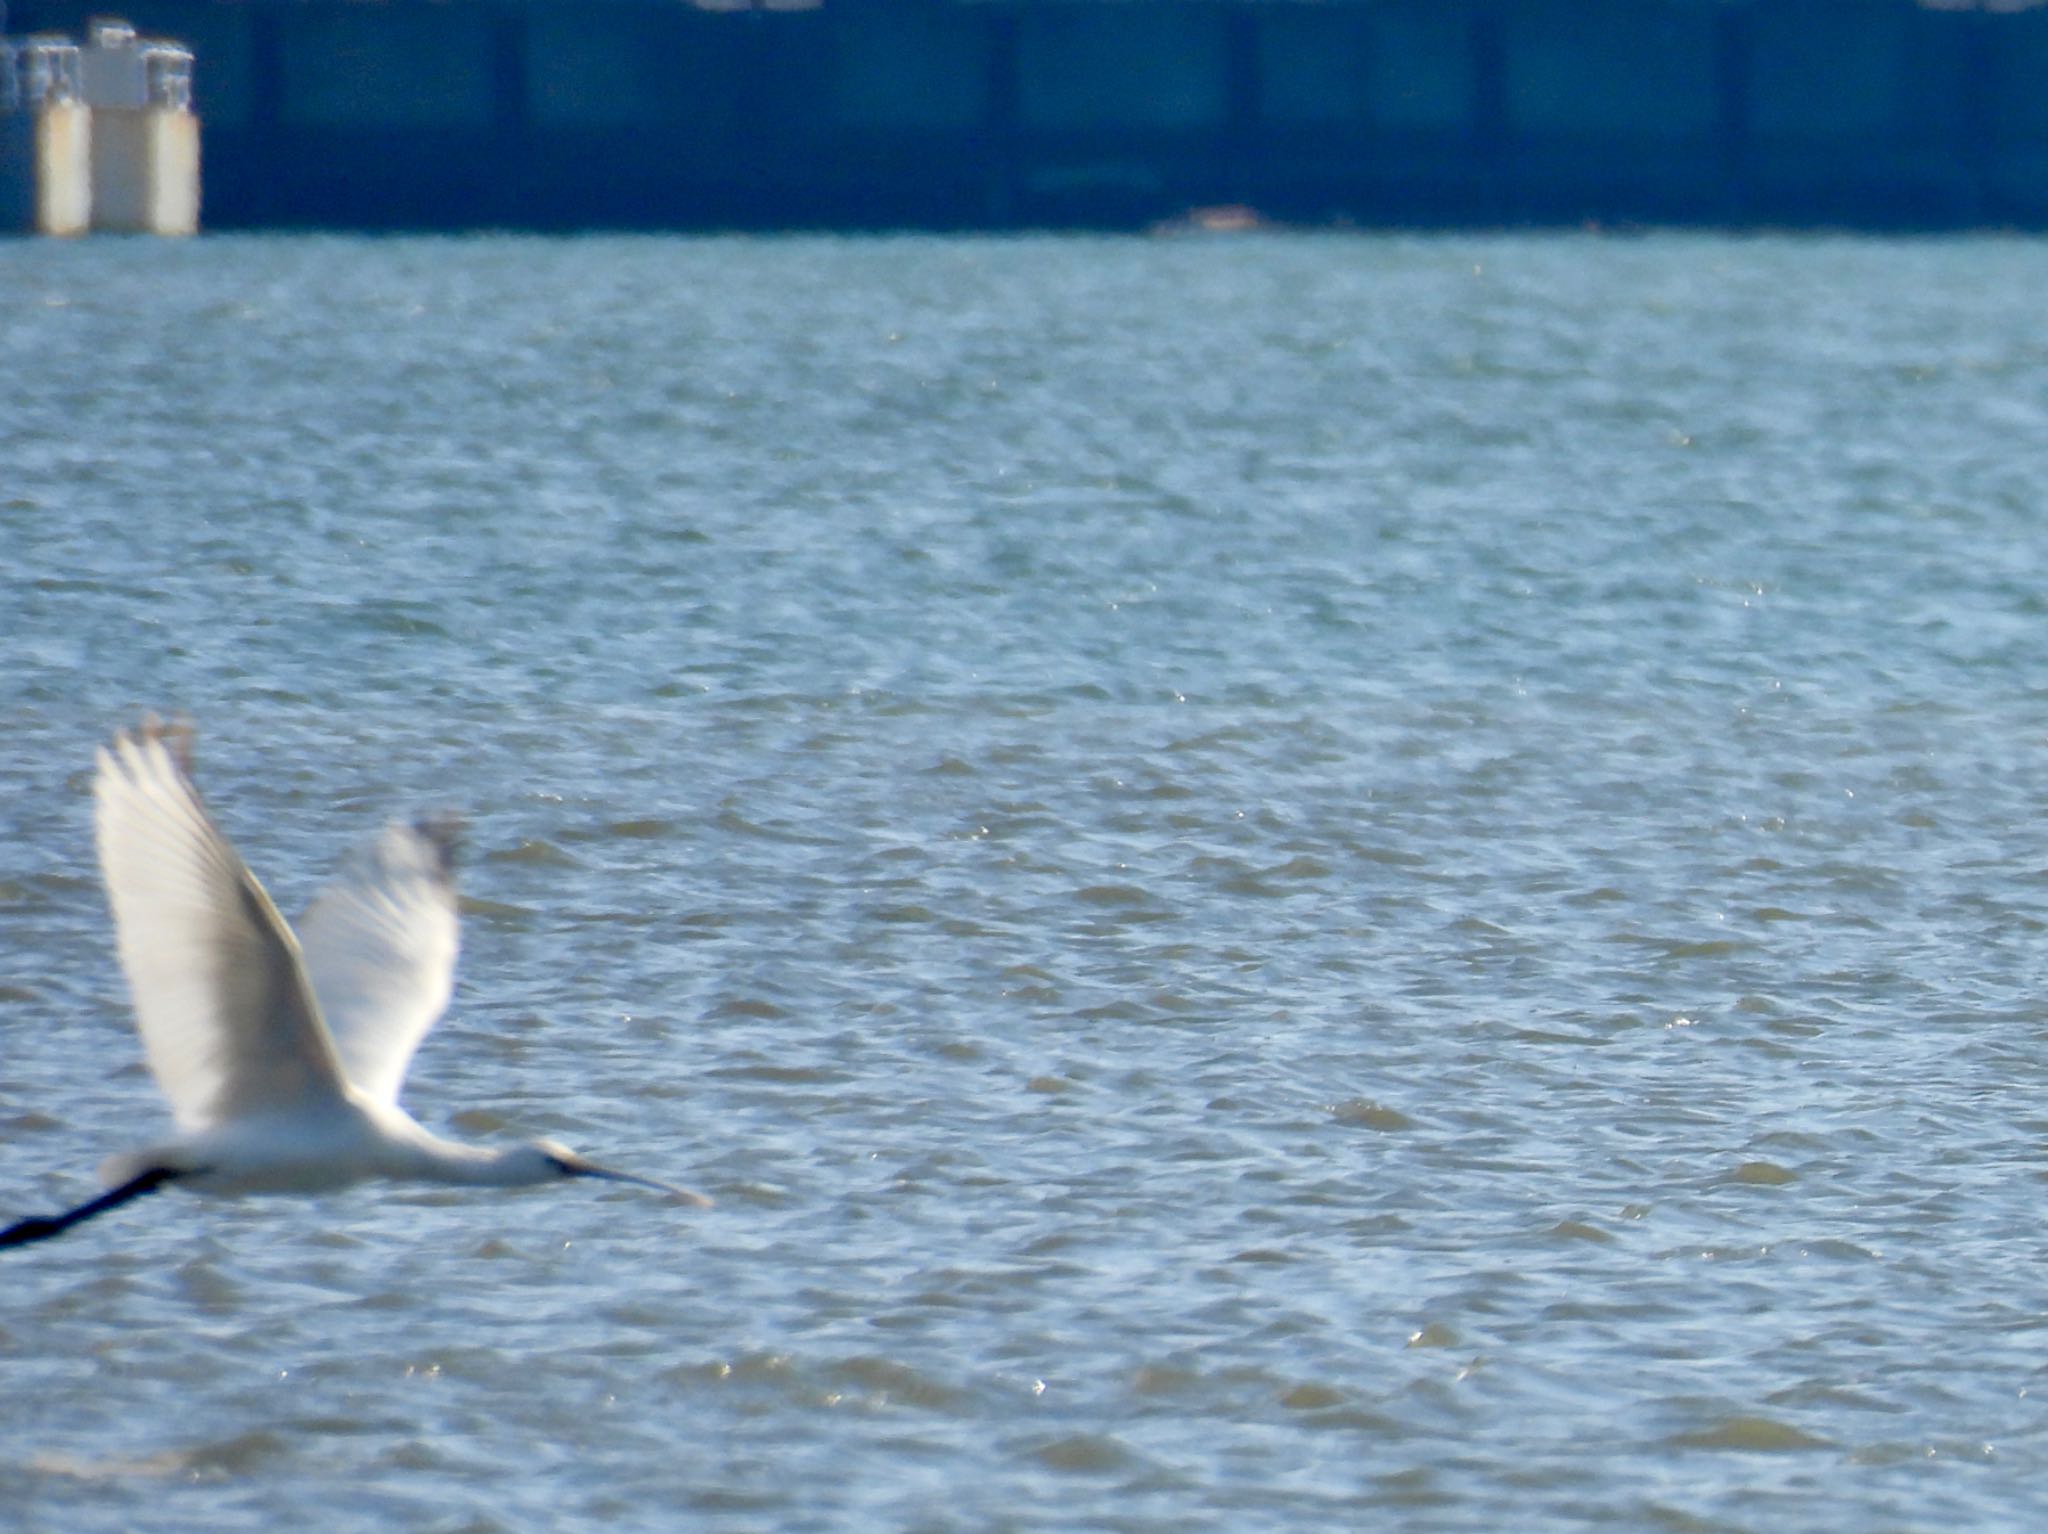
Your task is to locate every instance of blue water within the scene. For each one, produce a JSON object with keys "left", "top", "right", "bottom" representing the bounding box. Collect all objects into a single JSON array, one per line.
[{"left": 5, "top": 231, "right": 2048, "bottom": 1531}]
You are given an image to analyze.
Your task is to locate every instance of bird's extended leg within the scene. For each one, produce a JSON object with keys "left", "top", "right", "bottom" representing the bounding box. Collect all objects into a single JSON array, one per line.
[{"left": 0, "top": 1166, "right": 182, "bottom": 1249}]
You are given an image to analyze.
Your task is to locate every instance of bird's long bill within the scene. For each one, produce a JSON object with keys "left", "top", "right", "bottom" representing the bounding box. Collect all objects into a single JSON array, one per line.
[{"left": 565, "top": 1154, "right": 712, "bottom": 1208}]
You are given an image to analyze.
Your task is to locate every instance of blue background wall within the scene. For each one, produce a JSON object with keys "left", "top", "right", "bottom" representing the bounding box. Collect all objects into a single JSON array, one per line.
[{"left": 12, "top": 0, "right": 2045, "bottom": 229}]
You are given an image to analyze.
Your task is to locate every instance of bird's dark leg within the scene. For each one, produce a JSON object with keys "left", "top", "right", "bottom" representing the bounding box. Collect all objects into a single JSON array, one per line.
[{"left": 0, "top": 1166, "right": 182, "bottom": 1249}]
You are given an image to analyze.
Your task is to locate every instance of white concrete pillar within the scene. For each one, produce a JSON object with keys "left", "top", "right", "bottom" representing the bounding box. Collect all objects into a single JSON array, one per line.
[
  {"left": 35, "top": 94, "right": 91, "bottom": 234},
  {"left": 81, "top": 18, "right": 199, "bottom": 235},
  {"left": 3, "top": 38, "right": 91, "bottom": 235}
]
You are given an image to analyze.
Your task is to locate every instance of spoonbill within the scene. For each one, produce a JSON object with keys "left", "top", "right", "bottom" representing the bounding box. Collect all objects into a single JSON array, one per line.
[{"left": 1, "top": 718, "right": 707, "bottom": 1249}]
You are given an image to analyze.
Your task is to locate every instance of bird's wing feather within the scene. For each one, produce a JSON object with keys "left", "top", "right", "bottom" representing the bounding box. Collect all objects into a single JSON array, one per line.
[
  {"left": 296, "top": 816, "right": 460, "bottom": 1107},
  {"left": 94, "top": 721, "right": 352, "bottom": 1133}
]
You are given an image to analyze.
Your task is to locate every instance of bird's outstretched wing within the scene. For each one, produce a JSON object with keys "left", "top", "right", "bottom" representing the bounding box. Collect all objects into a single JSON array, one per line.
[
  {"left": 296, "top": 816, "right": 460, "bottom": 1107},
  {"left": 94, "top": 720, "right": 352, "bottom": 1133}
]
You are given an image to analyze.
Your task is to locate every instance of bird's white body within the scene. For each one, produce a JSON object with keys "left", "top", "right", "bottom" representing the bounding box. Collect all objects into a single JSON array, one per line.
[
  {"left": 105, "top": 1097, "right": 573, "bottom": 1197},
  {"left": 0, "top": 719, "right": 702, "bottom": 1249}
]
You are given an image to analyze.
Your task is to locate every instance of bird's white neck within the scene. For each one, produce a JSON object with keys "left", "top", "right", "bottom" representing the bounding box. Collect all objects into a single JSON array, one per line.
[{"left": 387, "top": 1124, "right": 563, "bottom": 1188}]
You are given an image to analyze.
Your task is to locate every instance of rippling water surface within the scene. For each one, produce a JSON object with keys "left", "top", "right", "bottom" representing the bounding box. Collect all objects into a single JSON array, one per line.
[{"left": 5, "top": 232, "right": 2048, "bottom": 1531}]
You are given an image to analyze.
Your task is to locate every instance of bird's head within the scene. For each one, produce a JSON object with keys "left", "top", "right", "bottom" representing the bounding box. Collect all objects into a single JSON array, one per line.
[{"left": 521, "top": 1138, "right": 712, "bottom": 1206}]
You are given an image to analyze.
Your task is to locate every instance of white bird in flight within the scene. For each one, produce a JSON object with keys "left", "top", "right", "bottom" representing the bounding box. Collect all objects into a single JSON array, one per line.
[{"left": 1, "top": 717, "right": 706, "bottom": 1250}]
